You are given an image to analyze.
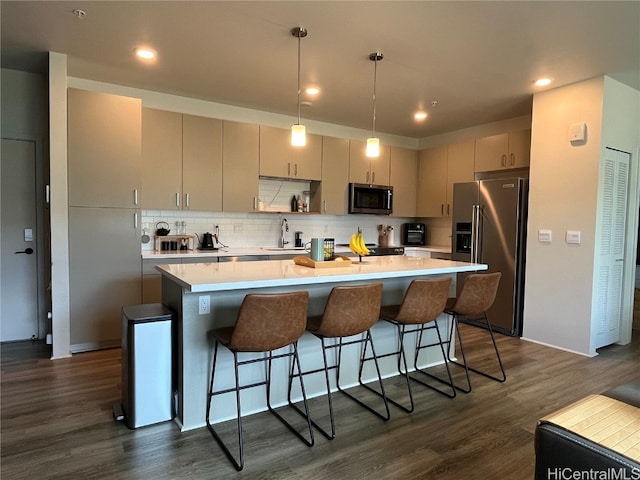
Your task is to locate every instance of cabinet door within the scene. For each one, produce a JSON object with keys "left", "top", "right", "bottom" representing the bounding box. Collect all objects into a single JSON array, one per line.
[
  {"left": 182, "top": 115, "right": 223, "bottom": 211},
  {"left": 68, "top": 89, "right": 141, "bottom": 208},
  {"left": 69, "top": 206, "right": 141, "bottom": 350},
  {"left": 445, "top": 141, "right": 475, "bottom": 215},
  {"left": 313, "top": 136, "right": 349, "bottom": 215},
  {"left": 141, "top": 108, "right": 183, "bottom": 209},
  {"left": 294, "top": 133, "right": 322, "bottom": 180},
  {"left": 416, "top": 145, "right": 447, "bottom": 217},
  {"left": 349, "top": 140, "right": 390, "bottom": 185},
  {"left": 259, "top": 126, "right": 322, "bottom": 180},
  {"left": 507, "top": 129, "right": 531, "bottom": 168},
  {"left": 474, "top": 133, "right": 509, "bottom": 172},
  {"left": 390, "top": 147, "right": 417, "bottom": 217},
  {"left": 223, "top": 121, "right": 259, "bottom": 212}
]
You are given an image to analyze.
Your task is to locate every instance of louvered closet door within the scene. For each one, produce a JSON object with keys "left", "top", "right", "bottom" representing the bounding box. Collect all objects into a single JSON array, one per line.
[{"left": 593, "top": 148, "right": 630, "bottom": 349}]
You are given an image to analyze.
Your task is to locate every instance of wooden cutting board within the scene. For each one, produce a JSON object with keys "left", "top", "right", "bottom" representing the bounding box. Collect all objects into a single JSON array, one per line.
[{"left": 293, "top": 255, "right": 352, "bottom": 268}]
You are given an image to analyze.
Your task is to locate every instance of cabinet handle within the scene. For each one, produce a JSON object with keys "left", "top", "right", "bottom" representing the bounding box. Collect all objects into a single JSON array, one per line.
[
  {"left": 176, "top": 193, "right": 180, "bottom": 207},
  {"left": 323, "top": 200, "right": 326, "bottom": 213},
  {"left": 501, "top": 154, "right": 507, "bottom": 167},
  {"left": 253, "top": 196, "right": 258, "bottom": 210},
  {"left": 134, "top": 189, "right": 139, "bottom": 206},
  {"left": 366, "top": 171, "right": 370, "bottom": 184},
  {"left": 294, "top": 163, "right": 298, "bottom": 176},
  {"left": 288, "top": 163, "right": 291, "bottom": 176},
  {"left": 441, "top": 204, "right": 444, "bottom": 216},
  {"left": 134, "top": 212, "right": 138, "bottom": 229},
  {"left": 185, "top": 193, "right": 190, "bottom": 208},
  {"left": 447, "top": 204, "right": 450, "bottom": 216},
  {"left": 372, "top": 171, "right": 375, "bottom": 184},
  {"left": 510, "top": 153, "right": 515, "bottom": 165}
]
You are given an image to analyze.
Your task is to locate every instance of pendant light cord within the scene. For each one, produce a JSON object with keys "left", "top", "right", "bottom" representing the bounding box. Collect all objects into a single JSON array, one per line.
[
  {"left": 371, "top": 57, "right": 377, "bottom": 136},
  {"left": 297, "top": 33, "right": 302, "bottom": 125}
]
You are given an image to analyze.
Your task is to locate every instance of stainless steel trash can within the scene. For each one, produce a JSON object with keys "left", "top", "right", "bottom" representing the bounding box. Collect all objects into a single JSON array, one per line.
[{"left": 120, "top": 303, "right": 174, "bottom": 429}]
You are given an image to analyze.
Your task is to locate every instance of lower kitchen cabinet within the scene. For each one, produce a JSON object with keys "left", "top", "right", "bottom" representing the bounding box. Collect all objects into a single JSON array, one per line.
[
  {"left": 68, "top": 206, "right": 141, "bottom": 352},
  {"left": 142, "top": 258, "right": 182, "bottom": 304}
]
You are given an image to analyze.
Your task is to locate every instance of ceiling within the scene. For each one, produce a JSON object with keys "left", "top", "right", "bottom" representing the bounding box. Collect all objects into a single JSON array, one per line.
[{"left": 1, "top": 1, "right": 639, "bottom": 139}]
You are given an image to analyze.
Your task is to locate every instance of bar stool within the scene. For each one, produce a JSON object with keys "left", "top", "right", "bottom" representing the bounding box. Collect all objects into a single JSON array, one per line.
[
  {"left": 205, "top": 291, "right": 314, "bottom": 471},
  {"left": 290, "top": 282, "right": 389, "bottom": 440},
  {"left": 444, "top": 271, "right": 505, "bottom": 393},
  {"left": 374, "top": 277, "right": 454, "bottom": 413}
]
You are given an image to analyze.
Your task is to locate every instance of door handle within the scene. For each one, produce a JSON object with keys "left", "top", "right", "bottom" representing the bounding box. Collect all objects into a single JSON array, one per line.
[{"left": 15, "top": 248, "right": 34, "bottom": 255}]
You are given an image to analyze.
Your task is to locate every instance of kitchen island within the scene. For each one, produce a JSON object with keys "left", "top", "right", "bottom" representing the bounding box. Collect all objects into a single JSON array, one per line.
[{"left": 158, "top": 255, "right": 486, "bottom": 431}]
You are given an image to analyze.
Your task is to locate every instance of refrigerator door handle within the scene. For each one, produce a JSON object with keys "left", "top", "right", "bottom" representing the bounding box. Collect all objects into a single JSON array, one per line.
[
  {"left": 471, "top": 205, "right": 477, "bottom": 263},
  {"left": 471, "top": 204, "right": 482, "bottom": 263}
]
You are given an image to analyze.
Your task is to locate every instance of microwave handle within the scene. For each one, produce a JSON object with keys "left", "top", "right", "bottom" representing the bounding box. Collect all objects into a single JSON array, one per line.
[{"left": 386, "top": 190, "right": 392, "bottom": 209}]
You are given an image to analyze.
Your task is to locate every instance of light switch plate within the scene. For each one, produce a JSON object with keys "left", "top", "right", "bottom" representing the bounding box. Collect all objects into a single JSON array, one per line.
[
  {"left": 24, "top": 228, "right": 33, "bottom": 242},
  {"left": 538, "top": 229, "right": 552, "bottom": 243},
  {"left": 566, "top": 230, "right": 581, "bottom": 245}
]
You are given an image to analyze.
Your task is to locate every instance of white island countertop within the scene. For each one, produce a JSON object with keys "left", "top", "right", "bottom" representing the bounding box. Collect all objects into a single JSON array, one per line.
[{"left": 156, "top": 255, "right": 486, "bottom": 293}]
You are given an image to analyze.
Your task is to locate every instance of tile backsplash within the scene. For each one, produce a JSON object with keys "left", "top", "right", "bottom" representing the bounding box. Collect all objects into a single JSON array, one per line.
[
  {"left": 142, "top": 209, "right": 413, "bottom": 250},
  {"left": 142, "top": 178, "right": 452, "bottom": 251}
]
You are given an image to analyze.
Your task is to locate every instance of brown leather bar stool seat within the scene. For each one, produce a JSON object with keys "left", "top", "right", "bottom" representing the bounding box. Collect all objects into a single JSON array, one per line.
[
  {"left": 290, "top": 282, "right": 389, "bottom": 440},
  {"left": 444, "top": 271, "right": 505, "bottom": 393},
  {"left": 206, "top": 291, "right": 314, "bottom": 471},
  {"left": 375, "top": 277, "right": 454, "bottom": 412}
]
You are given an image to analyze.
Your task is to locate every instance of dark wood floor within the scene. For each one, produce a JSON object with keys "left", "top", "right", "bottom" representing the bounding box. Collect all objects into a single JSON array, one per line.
[{"left": 2, "top": 326, "right": 638, "bottom": 480}]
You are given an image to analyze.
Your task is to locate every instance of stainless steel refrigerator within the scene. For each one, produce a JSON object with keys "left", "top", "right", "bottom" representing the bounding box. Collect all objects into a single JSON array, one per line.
[{"left": 451, "top": 178, "right": 528, "bottom": 336}]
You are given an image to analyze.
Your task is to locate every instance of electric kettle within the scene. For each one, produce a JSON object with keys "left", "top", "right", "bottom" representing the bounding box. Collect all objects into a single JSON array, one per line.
[{"left": 195, "top": 232, "right": 215, "bottom": 249}]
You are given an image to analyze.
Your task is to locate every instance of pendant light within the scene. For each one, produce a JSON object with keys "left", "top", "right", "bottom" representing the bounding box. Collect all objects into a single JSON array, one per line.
[
  {"left": 366, "top": 52, "right": 383, "bottom": 157},
  {"left": 291, "top": 27, "right": 308, "bottom": 147}
]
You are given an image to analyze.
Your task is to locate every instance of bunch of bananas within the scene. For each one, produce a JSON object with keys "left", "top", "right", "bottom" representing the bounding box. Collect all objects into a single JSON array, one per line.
[{"left": 349, "top": 228, "right": 370, "bottom": 256}]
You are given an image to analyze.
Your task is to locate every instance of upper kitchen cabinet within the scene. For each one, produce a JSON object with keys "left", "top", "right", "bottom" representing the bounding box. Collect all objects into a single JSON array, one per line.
[
  {"left": 416, "top": 141, "right": 474, "bottom": 217},
  {"left": 389, "top": 147, "right": 417, "bottom": 218},
  {"left": 68, "top": 88, "right": 141, "bottom": 208},
  {"left": 182, "top": 114, "right": 223, "bottom": 211},
  {"left": 474, "top": 129, "right": 531, "bottom": 172},
  {"left": 141, "top": 108, "right": 182, "bottom": 209},
  {"left": 310, "top": 136, "right": 350, "bottom": 215},
  {"left": 259, "top": 126, "right": 322, "bottom": 180},
  {"left": 349, "top": 140, "right": 390, "bottom": 186},
  {"left": 223, "top": 121, "right": 260, "bottom": 212},
  {"left": 141, "top": 108, "right": 223, "bottom": 211}
]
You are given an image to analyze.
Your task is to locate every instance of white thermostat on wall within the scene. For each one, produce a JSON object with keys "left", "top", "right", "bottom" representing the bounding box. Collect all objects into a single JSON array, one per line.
[{"left": 569, "top": 122, "right": 587, "bottom": 143}]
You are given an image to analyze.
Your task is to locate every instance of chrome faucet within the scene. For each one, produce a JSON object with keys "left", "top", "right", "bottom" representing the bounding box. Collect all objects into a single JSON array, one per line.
[{"left": 279, "top": 218, "right": 289, "bottom": 248}]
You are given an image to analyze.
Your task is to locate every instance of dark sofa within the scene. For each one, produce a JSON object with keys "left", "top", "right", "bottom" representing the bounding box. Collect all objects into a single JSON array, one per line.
[{"left": 534, "top": 379, "right": 640, "bottom": 480}]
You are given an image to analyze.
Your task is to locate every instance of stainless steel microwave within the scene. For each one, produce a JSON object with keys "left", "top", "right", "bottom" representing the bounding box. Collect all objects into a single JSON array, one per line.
[{"left": 348, "top": 183, "right": 393, "bottom": 215}]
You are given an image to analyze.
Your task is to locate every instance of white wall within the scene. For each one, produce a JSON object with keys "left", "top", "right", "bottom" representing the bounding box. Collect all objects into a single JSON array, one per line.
[{"left": 521, "top": 76, "right": 640, "bottom": 356}]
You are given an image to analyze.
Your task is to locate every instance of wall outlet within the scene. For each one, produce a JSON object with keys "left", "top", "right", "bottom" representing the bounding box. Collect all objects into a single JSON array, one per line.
[
  {"left": 198, "top": 295, "right": 210, "bottom": 315},
  {"left": 233, "top": 223, "right": 243, "bottom": 232}
]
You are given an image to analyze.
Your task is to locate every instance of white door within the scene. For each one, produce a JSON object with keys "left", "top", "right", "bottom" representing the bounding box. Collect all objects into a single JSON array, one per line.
[
  {"left": 592, "top": 148, "right": 630, "bottom": 349},
  {"left": 1, "top": 138, "right": 39, "bottom": 341}
]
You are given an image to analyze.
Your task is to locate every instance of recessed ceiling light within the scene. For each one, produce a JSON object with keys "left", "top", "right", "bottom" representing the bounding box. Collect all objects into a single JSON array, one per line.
[
  {"left": 535, "top": 78, "right": 552, "bottom": 87},
  {"left": 305, "top": 87, "right": 320, "bottom": 96},
  {"left": 134, "top": 47, "right": 157, "bottom": 61},
  {"left": 414, "top": 111, "right": 428, "bottom": 121}
]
